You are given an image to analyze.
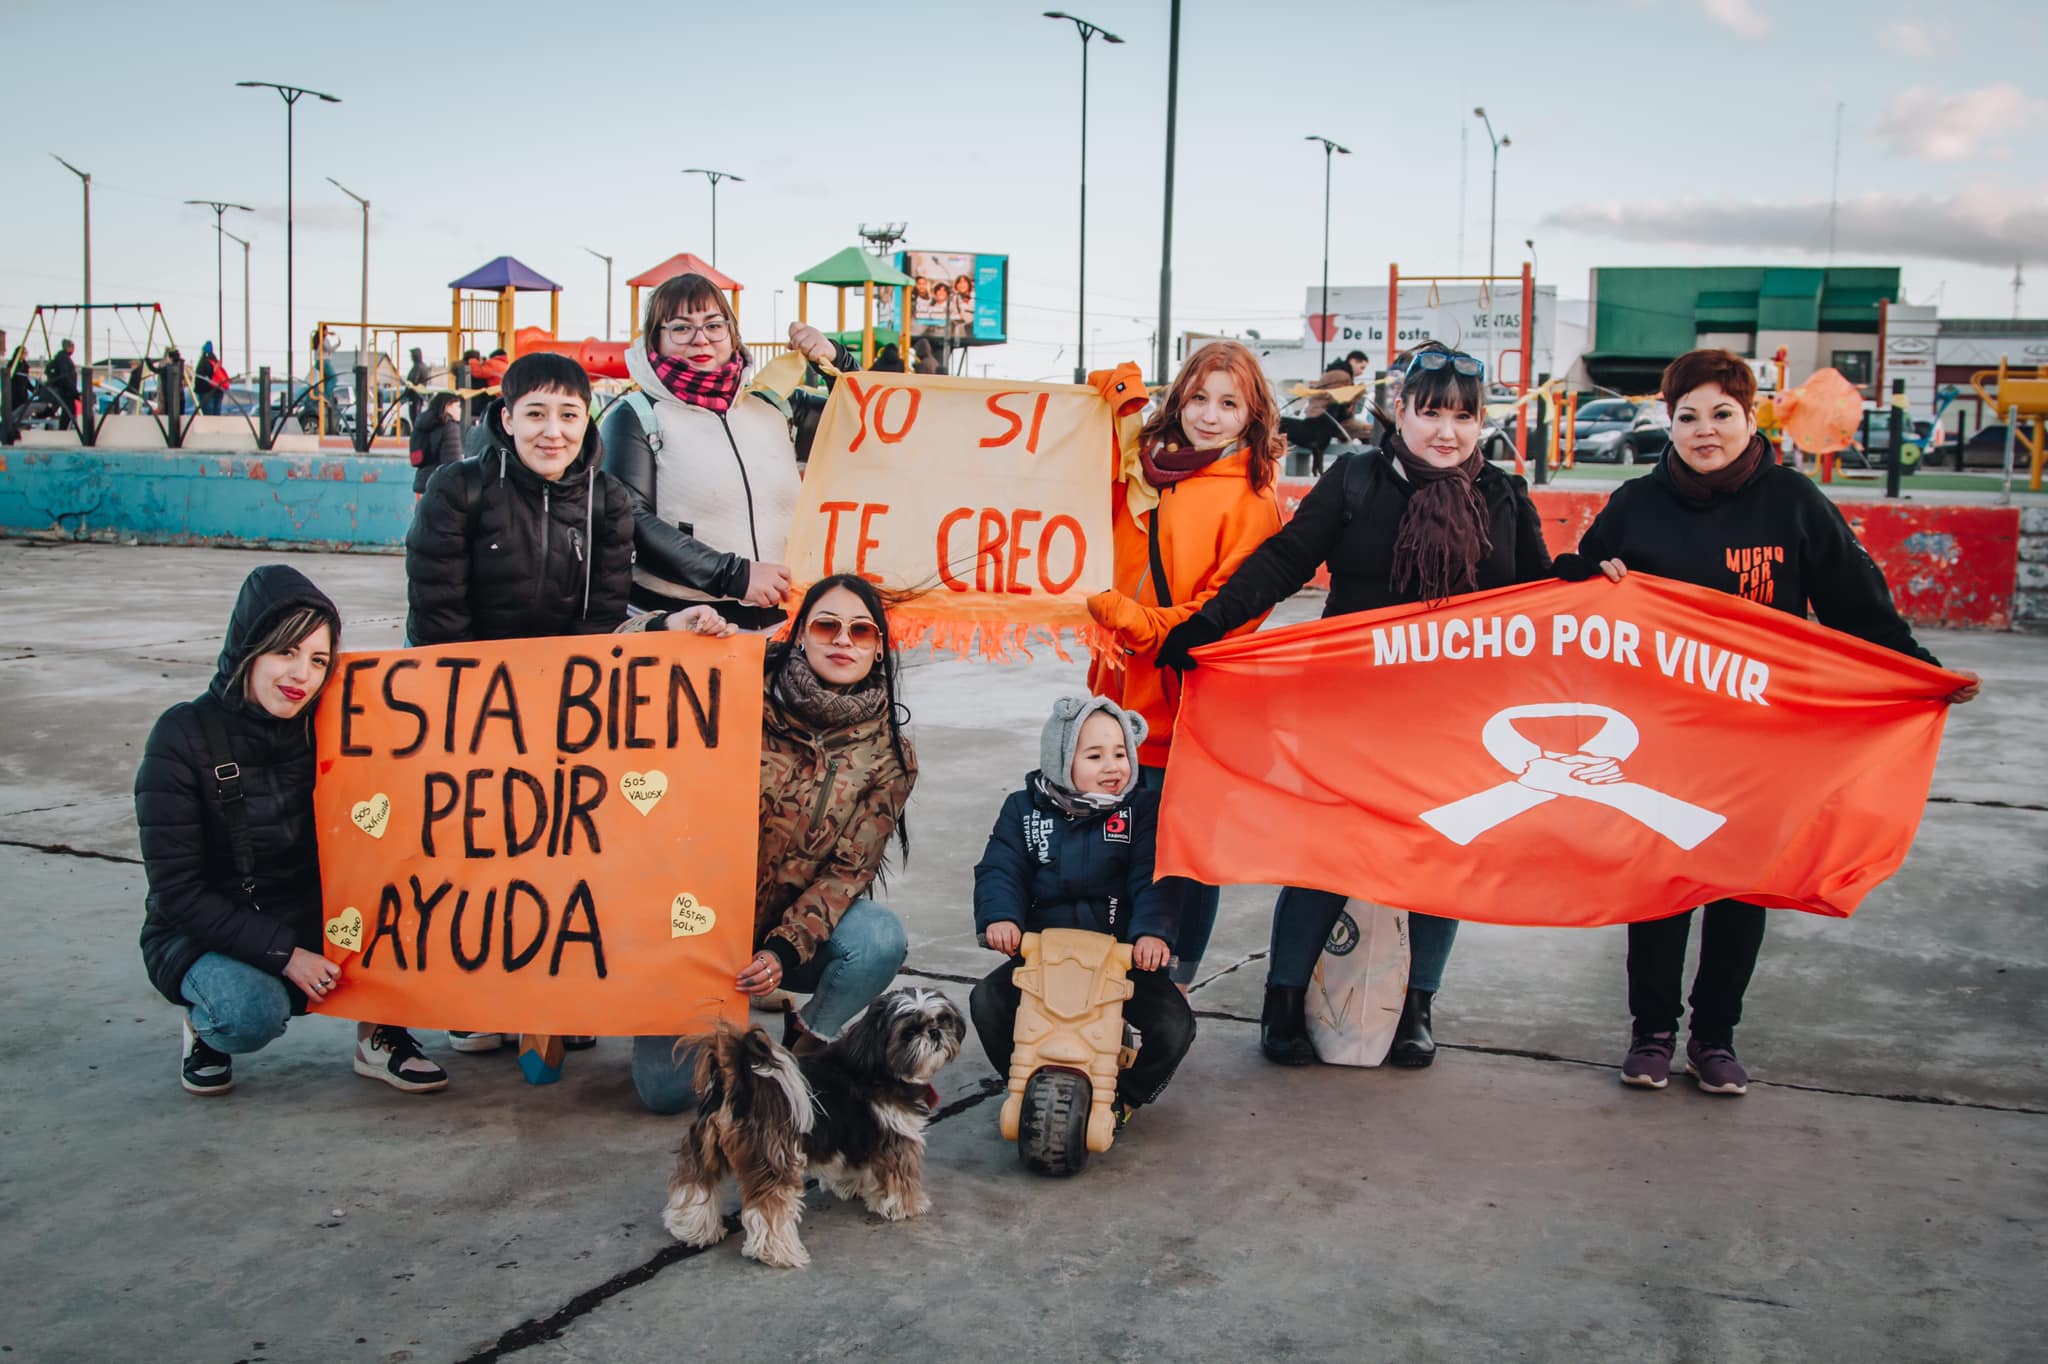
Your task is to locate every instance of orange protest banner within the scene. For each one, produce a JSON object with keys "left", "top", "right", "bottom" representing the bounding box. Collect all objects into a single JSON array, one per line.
[
  {"left": 786, "top": 372, "right": 1117, "bottom": 655},
  {"left": 1158, "top": 574, "right": 1962, "bottom": 925},
  {"left": 308, "top": 631, "right": 764, "bottom": 1036}
]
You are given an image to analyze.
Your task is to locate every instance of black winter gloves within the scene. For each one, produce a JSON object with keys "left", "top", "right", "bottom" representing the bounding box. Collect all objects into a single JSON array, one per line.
[
  {"left": 1157, "top": 614, "right": 1223, "bottom": 672},
  {"left": 1551, "top": 553, "right": 1597, "bottom": 582}
]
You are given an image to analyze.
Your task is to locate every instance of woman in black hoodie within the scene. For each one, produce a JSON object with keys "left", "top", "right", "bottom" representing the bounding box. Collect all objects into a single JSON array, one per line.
[
  {"left": 1554, "top": 347, "right": 1980, "bottom": 1098},
  {"left": 136, "top": 565, "right": 449, "bottom": 1095},
  {"left": 1158, "top": 342, "right": 1553, "bottom": 1070},
  {"left": 409, "top": 392, "right": 464, "bottom": 496}
]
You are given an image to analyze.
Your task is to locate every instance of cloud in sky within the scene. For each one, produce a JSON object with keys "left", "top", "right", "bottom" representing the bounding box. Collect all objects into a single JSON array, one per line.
[
  {"left": 1541, "top": 186, "right": 2046, "bottom": 269},
  {"left": 1875, "top": 85, "right": 2048, "bottom": 161},
  {"left": 1700, "top": 0, "right": 1770, "bottom": 38},
  {"left": 1876, "top": 21, "right": 1950, "bottom": 57}
]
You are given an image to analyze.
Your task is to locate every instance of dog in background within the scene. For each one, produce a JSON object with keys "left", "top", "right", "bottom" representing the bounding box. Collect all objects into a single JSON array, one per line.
[{"left": 663, "top": 987, "right": 967, "bottom": 1268}]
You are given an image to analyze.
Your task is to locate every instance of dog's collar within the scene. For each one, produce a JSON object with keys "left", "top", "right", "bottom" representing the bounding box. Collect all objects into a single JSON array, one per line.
[{"left": 920, "top": 1083, "right": 941, "bottom": 1113}]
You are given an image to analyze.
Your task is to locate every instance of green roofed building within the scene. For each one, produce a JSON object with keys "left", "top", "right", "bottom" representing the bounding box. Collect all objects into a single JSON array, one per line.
[{"left": 1587, "top": 266, "right": 1902, "bottom": 395}]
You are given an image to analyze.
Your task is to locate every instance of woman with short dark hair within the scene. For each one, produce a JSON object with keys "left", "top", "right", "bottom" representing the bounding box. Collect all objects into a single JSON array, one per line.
[{"left": 1555, "top": 347, "right": 1980, "bottom": 1096}]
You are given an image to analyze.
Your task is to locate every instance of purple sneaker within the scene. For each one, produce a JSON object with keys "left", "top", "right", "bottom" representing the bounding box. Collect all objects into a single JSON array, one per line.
[
  {"left": 1620, "top": 1031, "right": 1675, "bottom": 1089},
  {"left": 1685, "top": 1039, "right": 1749, "bottom": 1095}
]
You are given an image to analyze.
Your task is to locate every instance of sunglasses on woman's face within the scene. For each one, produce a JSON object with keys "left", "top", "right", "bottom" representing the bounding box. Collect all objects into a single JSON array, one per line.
[
  {"left": 804, "top": 614, "right": 881, "bottom": 650},
  {"left": 1407, "top": 350, "right": 1485, "bottom": 380}
]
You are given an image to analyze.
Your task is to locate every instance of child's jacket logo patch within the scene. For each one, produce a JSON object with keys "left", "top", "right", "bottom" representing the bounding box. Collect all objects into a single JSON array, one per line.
[{"left": 1102, "top": 808, "right": 1132, "bottom": 844}]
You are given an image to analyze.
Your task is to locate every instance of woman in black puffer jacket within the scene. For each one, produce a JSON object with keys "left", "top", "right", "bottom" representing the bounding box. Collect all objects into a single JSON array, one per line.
[
  {"left": 405, "top": 353, "right": 637, "bottom": 645},
  {"left": 136, "top": 565, "right": 449, "bottom": 1096},
  {"left": 409, "top": 392, "right": 465, "bottom": 495}
]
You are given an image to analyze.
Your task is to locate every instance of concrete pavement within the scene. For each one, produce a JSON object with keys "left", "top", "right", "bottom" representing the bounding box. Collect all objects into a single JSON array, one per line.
[{"left": 0, "top": 540, "right": 2042, "bottom": 1363}]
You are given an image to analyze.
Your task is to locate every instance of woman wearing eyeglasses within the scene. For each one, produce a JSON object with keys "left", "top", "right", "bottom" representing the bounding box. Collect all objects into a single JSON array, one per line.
[
  {"left": 631, "top": 574, "right": 917, "bottom": 1113},
  {"left": 1157, "top": 342, "right": 1553, "bottom": 1069},
  {"left": 603, "top": 273, "right": 855, "bottom": 633}
]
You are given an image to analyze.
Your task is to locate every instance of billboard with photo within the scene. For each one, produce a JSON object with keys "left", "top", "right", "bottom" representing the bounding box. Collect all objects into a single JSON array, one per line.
[{"left": 877, "top": 251, "right": 1008, "bottom": 345}]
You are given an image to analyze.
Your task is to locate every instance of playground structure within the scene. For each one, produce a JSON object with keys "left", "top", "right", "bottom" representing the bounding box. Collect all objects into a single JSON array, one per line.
[
  {"left": 626, "top": 254, "right": 741, "bottom": 342},
  {"left": 1970, "top": 358, "right": 2048, "bottom": 497},
  {"left": 795, "top": 247, "right": 915, "bottom": 370},
  {"left": 1386, "top": 264, "right": 1537, "bottom": 474}
]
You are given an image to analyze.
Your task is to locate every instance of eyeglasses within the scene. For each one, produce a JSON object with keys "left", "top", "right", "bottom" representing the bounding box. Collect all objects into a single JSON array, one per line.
[
  {"left": 804, "top": 614, "right": 881, "bottom": 650},
  {"left": 660, "top": 319, "right": 730, "bottom": 342},
  {"left": 1406, "top": 349, "right": 1485, "bottom": 381}
]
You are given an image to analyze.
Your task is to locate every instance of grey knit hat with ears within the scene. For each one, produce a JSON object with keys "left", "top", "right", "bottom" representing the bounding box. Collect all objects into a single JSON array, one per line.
[{"left": 1041, "top": 695, "right": 1148, "bottom": 792}]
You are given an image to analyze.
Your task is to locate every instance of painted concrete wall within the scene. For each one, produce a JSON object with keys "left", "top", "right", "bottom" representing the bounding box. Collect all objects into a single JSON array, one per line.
[
  {"left": 1276, "top": 477, "right": 2022, "bottom": 631},
  {"left": 0, "top": 448, "right": 415, "bottom": 550}
]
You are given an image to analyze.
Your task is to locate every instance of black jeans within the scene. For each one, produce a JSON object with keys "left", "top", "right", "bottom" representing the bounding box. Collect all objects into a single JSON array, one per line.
[
  {"left": 1626, "top": 899, "right": 1767, "bottom": 1045},
  {"left": 970, "top": 957, "right": 1196, "bottom": 1108}
]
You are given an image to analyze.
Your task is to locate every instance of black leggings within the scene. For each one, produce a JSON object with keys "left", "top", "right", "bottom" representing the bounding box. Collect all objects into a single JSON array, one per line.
[
  {"left": 1626, "top": 899, "right": 1767, "bottom": 1045},
  {"left": 970, "top": 957, "right": 1196, "bottom": 1108}
]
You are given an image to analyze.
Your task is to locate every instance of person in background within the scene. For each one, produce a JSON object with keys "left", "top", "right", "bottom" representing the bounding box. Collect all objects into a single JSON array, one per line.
[
  {"left": 870, "top": 343, "right": 906, "bottom": 373},
  {"left": 193, "top": 343, "right": 225, "bottom": 416},
  {"left": 408, "top": 392, "right": 464, "bottom": 496},
  {"left": 405, "top": 346, "right": 431, "bottom": 429},
  {"left": 46, "top": 338, "right": 80, "bottom": 429}
]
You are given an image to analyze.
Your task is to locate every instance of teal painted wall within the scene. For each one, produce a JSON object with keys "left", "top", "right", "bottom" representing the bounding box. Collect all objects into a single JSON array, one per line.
[{"left": 0, "top": 448, "right": 415, "bottom": 548}]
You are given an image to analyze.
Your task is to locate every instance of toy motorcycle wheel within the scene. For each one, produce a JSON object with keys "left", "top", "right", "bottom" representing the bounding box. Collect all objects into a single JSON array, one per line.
[{"left": 1018, "top": 1068, "right": 1091, "bottom": 1175}]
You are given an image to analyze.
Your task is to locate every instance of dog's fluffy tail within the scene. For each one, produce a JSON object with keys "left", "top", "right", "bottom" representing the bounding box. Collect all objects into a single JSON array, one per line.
[{"left": 696, "top": 1024, "right": 815, "bottom": 1138}]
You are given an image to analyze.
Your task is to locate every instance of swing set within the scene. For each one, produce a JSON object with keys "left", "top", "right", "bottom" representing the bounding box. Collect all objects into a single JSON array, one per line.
[
  {"left": 4, "top": 302, "right": 232, "bottom": 446},
  {"left": 1384, "top": 263, "right": 1538, "bottom": 474}
]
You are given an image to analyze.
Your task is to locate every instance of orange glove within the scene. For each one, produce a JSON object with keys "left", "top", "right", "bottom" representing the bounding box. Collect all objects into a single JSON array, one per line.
[
  {"left": 1088, "top": 590, "right": 1141, "bottom": 636},
  {"left": 1087, "top": 362, "right": 1148, "bottom": 418}
]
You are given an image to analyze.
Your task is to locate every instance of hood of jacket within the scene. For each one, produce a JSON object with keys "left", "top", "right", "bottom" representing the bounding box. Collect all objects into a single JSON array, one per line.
[{"left": 208, "top": 565, "right": 340, "bottom": 709}]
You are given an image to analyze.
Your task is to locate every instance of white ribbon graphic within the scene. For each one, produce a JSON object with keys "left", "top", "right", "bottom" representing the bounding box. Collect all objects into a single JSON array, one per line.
[{"left": 1419, "top": 703, "right": 1727, "bottom": 850}]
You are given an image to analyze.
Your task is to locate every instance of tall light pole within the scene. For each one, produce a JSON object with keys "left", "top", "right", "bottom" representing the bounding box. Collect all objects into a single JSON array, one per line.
[
  {"left": 222, "top": 229, "right": 253, "bottom": 377},
  {"left": 1305, "top": 135, "right": 1352, "bottom": 372},
  {"left": 184, "top": 199, "right": 253, "bottom": 360},
  {"left": 1046, "top": 10, "right": 1124, "bottom": 384},
  {"left": 773, "top": 288, "right": 784, "bottom": 335},
  {"left": 581, "top": 247, "right": 613, "bottom": 339},
  {"left": 681, "top": 169, "right": 744, "bottom": 267},
  {"left": 1472, "top": 107, "right": 1510, "bottom": 281},
  {"left": 237, "top": 80, "right": 341, "bottom": 436},
  {"left": 1157, "top": 0, "right": 1180, "bottom": 384},
  {"left": 325, "top": 178, "right": 370, "bottom": 365},
  {"left": 51, "top": 155, "right": 92, "bottom": 368}
]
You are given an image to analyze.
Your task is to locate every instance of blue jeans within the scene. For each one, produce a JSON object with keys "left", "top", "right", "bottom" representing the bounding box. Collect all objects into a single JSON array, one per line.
[
  {"left": 180, "top": 952, "right": 293, "bottom": 1054},
  {"left": 1141, "top": 765, "right": 1218, "bottom": 986},
  {"left": 1265, "top": 886, "right": 1458, "bottom": 994},
  {"left": 631, "top": 898, "right": 909, "bottom": 1114}
]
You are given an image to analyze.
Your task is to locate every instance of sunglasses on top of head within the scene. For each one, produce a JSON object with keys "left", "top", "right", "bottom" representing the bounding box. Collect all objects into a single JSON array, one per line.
[
  {"left": 804, "top": 614, "right": 881, "bottom": 650},
  {"left": 1406, "top": 349, "right": 1486, "bottom": 381}
]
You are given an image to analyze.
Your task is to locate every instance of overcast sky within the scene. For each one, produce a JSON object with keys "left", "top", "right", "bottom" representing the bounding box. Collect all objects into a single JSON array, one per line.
[{"left": 4, "top": 0, "right": 2041, "bottom": 377}]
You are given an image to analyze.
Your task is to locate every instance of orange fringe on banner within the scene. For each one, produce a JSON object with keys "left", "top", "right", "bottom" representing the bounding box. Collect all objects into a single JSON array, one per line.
[{"left": 783, "top": 586, "right": 1118, "bottom": 664}]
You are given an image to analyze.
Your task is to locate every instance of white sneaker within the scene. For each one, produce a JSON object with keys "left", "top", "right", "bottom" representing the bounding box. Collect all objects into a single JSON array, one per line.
[
  {"left": 446, "top": 1031, "right": 506, "bottom": 1053},
  {"left": 355, "top": 1024, "right": 450, "bottom": 1092},
  {"left": 181, "top": 1019, "right": 234, "bottom": 1096}
]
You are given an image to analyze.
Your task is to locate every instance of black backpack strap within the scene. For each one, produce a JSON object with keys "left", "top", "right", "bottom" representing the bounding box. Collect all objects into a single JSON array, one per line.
[
  {"left": 1338, "top": 450, "right": 1381, "bottom": 527},
  {"left": 1146, "top": 508, "right": 1173, "bottom": 609},
  {"left": 193, "top": 702, "right": 258, "bottom": 904}
]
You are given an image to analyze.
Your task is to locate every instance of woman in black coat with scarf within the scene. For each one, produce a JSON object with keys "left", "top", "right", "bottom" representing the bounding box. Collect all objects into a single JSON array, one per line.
[
  {"left": 136, "top": 565, "right": 449, "bottom": 1096},
  {"left": 1158, "top": 342, "right": 1553, "bottom": 1070}
]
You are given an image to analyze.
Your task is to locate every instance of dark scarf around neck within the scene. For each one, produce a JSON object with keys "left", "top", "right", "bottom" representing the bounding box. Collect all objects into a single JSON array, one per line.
[
  {"left": 1663, "top": 432, "right": 1775, "bottom": 505},
  {"left": 775, "top": 649, "right": 887, "bottom": 730},
  {"left": 1140, "top": 440, "right": 1230, "bottom": 488},
  {"left": 648, "top": 348, "right": 746, "bottom": 414},
  {"left": 1386, "top": 433, "right": 1493, "bottom": 604}
]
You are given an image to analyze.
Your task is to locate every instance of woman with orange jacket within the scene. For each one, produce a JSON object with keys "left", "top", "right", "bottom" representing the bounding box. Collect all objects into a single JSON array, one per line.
[{"left": 1087, "top": 340, "right": 1285, "bottom": 988}]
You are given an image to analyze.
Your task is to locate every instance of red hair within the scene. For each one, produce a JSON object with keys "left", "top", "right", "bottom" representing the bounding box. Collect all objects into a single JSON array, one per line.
[
  {"left": 1138, "top": 340, "right": 1282, "bottom": 492},
  {"left": 1662, "top": 348, "right": 1757, "bottom": 413}
]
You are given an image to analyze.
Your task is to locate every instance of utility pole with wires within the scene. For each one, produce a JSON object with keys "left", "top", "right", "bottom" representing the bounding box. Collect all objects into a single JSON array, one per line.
[{"left": 51, "top": 154, "right": 92, "bottom": 368}]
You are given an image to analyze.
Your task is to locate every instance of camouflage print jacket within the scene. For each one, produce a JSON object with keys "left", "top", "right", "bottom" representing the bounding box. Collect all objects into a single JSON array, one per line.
[{"left": 756, "top": 691, "right": 917, "bottom": 969}]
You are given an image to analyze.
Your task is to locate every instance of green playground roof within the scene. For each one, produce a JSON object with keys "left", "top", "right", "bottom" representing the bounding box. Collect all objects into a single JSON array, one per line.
[{"left": 795, "top": 247, "right": 913, "bottom": 288}]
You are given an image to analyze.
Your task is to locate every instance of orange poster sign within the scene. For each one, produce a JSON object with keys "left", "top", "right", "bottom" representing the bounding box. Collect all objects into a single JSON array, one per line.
[
  {"left": 309, "top": 632, "right": 764, "bottom": 1035},
  {"left": 786, "top": 372, "right": 1116, "bottom": 653},
  {"left": 1158, "top": 575, "right": 1962, "bottom": 925}
]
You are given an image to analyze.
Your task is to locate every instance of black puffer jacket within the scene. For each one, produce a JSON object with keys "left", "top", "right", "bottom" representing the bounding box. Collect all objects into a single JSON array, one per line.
[
  {"left": 405, "top": 399, "right": 637, "bottom": 644},
  {"left": 1198, "top": 442, "right": 1553, "bottom": 634},
  {"left": 136, "top": 566, "right": 336, "bottom": 1006},
  {"left": 973, "top": 777, "right": 1177, "bottom": 947},
  {"left": 409, "top": 408, "right": 465, "bottom": 494}
]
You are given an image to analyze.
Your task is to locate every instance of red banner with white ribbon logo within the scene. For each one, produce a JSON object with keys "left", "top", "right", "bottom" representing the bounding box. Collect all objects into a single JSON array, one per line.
[{"left": 1156, "top": 574, "right": 1962, "bottom": 925}]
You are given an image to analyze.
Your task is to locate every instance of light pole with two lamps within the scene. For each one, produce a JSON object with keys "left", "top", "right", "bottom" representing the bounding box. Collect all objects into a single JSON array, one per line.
[
  {"left": 1045, "top": 10, "right": 1123, "bottom": 384},
  {"left": 1305, "top": 135, "right": 1351, "bottom": 372},
  {"left": 236, "top": 80, "right": 341, "bottom": 439},
  {"left": 681, "top": 169, "right": 744, "bottom": 267},
  {"left": 183, "top": 200, "right": 253, "bottom": 364}
]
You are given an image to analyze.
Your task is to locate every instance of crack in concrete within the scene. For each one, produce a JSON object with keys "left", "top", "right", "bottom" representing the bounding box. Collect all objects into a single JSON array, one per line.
[
  {"left": 457, "top": 1078, "right": 1008, "bottom": 1360},
  {"left": 1928, "top": 795, "right": 2048, "bottom": 813},
  {"left": 0, "top": 837, "right": 141, "bottom": 866}
]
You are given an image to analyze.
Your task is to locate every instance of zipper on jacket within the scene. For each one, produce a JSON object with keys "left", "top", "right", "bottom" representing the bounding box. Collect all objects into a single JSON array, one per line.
[
  {"left": 804, "top": 755, "right": 842, "bottom": 843},
  {"left": 716, "top": 412, "right": 764, "bottom": 560},
  {"left": 537, "top": 486, "right": 552, "bottom": 608}
]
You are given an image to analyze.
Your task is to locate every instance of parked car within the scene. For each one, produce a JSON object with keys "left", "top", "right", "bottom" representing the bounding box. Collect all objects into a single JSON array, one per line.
[
  {"left": 1572, "top": 397, "right": 1669, "bottom": 463},
  {"left": 1937, "top": 424, "right": 2035, "bottom": 472}
]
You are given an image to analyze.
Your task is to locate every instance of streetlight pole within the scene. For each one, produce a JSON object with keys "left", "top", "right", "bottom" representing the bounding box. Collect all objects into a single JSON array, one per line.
[
  {"left": 51, "top": 155, "right": 92, "bottom": 369},
  {"left": 1046, "top": 11, "right": 1124, "bottom": 385},
  {"left": 581, "top": 247, "right": 613, "bottom": 339},
  {"left": 184, "top": 199, "right": 253, "bottom": 361},
  {"left": 1472, "top": 107, "right": 1510, "bottom": 282},
  {"left": 1305, "top": 135, "right": 1352, "bottom": 372},
  {"left": 325, "top": 179, "right": 370, "bottom": 367},
  {"left": 1156, "top": 0, "right": 1180, "bottom": 385},
  {"left": 223, "top": 229, "right": 253, "bottom": 377},
  {"left": 1524, "top": 237, "right": 1538, "bottom": 280},
  {"left": 773, "top": 289, "right": 784, "bottom": 335},
  {"left": 681, "top": 169, "right": 744, "bottom": 267},
  {"left": 237, "top": 80, "right": 341, "bottom": 437}
]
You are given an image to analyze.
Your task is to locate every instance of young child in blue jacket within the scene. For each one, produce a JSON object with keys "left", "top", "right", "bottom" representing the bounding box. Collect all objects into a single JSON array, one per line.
[{"left": 970, "top": 696, "right": 1196, "bottom": 1120}]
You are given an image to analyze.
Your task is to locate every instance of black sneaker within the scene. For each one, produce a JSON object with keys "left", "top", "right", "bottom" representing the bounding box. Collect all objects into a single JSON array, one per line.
[
  {"left": 181, "top": 1019, "right": 234, "bottom": 1096},
  {"left": 354, "top": 1023, "right": 450, "bottom": 1093}
]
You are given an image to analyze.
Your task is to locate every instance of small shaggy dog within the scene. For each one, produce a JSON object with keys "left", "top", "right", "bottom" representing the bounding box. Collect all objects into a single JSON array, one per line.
[{"left": 662, "top": 987, "right": 967, "bottom": 1268}]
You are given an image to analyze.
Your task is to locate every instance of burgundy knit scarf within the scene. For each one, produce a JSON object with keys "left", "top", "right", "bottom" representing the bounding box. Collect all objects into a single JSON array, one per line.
[
  {"left": 1387, "top": 434, "right": 1493, "bottom": 605},
  {"left": 1663, "top": 432, "right": 1775, "bottom": 505},
  {"left": 647, "top": 349, "right": 746, "bottom": 414},
  {"left": 1140, "top": 441, "right": 1230, "bottom": 488}
]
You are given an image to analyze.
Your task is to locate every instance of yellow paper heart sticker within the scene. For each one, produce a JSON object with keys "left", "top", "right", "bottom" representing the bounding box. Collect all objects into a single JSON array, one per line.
[
  {"left": 350, "top": 793, "right": 392, "bottom": 839},
  {"left": 325, "top": 906, "right": 365, "bottom": 954},
  {"left": 620, "top": 770, "right": 669, "bottom": 817},
  {"left": 670, "top": 893, "right": 716, "bottom": 938}
]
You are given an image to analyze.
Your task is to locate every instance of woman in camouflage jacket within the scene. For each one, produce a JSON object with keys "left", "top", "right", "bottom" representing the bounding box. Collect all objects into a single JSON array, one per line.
[{"left": 632, "top": 574, "right": 916, "bottom": 1113}]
